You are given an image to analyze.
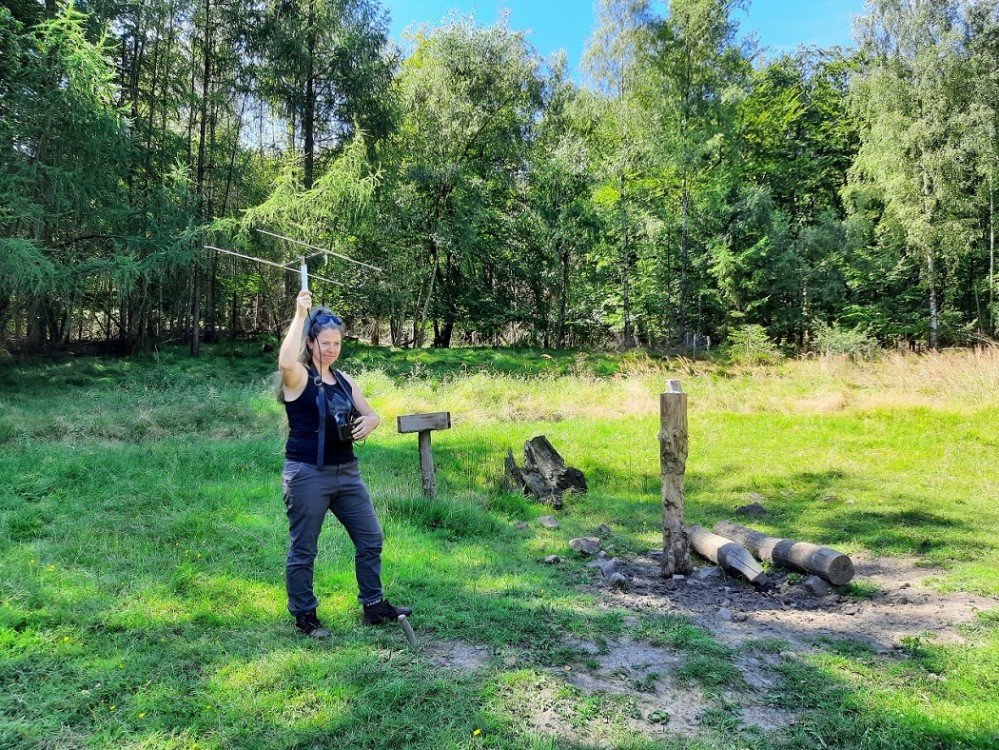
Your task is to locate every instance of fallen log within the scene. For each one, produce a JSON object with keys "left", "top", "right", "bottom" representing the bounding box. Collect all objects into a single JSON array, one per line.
[
  {"left": 688, "top": 525, "right": 771, "bottom": 588},
  {"left": 713, "top": 521, "right": 854, "bottom": 586}
]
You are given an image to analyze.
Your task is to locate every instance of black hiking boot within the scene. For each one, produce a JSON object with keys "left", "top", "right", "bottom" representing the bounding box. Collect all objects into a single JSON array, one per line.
[
  {"left": 361, "top": 599, "right": 412, "bottom": 626},
  {"left": 295, "top": 610, "right": 331, "bottom": 638}
]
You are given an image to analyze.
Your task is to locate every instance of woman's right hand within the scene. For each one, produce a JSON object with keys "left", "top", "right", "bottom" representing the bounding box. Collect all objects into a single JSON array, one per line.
[{"left": 296, "top": 290, "right": 313, "bottom": 319}]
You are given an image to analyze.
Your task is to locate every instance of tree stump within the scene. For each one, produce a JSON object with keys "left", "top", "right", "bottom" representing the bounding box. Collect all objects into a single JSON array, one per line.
[
  {"left": 524, "top": 436, "right": 587, "bottom": 493},
  {"left": 505, "top": 436, "right": 586, "bottom": 508}
]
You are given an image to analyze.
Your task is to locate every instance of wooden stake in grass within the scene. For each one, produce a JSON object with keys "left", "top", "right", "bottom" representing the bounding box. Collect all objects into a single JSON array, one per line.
[
  {"left": 660, "top": 380, "right": 693, "bottom": 577},
  {"left": 398, "top": 615, "right": 418, "bottom": 651}
]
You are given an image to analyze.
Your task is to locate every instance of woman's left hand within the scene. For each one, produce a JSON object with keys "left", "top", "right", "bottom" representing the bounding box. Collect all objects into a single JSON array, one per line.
[{"left": 351, "top": 414, "right": 380, "bottom": 440}]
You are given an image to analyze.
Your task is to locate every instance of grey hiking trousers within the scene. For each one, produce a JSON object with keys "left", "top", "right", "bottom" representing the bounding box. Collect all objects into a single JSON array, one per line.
[{"left": 282, "top": 458, "right": 384, "bottom": 615}]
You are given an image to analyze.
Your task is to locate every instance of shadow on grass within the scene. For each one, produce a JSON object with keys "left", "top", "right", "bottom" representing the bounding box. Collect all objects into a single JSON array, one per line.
[
  {"left": 4, "top": 559, "right": 996, "bottom": 749},
  {"left": 584, "top": 460, "right": 992, "bottom": 565}
]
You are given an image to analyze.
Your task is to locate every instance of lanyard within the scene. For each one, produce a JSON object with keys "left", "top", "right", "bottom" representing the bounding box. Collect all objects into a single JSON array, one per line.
[{"left": 308, "top": 363, "right": 327, "bottom": 469}]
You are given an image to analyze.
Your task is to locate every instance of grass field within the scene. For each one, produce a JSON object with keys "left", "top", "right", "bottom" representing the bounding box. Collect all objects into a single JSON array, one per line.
[{"left": 1, "top": 343, "right": 997, "bottom": 749}]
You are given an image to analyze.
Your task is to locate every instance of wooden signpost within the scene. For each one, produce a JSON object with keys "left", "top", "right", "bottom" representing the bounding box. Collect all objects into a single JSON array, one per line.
[{"left": 397, "top": 411, "right": 452, "bottom": 499}]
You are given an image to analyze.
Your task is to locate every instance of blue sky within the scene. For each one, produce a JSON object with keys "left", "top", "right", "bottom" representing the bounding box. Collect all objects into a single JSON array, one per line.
[{"left": 382, "top": 0, "right": 868, "bottom": 74}]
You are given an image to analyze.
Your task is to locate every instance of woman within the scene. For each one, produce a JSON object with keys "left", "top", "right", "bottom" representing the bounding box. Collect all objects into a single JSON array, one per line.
[{"left": 277, "top": 289, "right": 411, "bottom": 638}]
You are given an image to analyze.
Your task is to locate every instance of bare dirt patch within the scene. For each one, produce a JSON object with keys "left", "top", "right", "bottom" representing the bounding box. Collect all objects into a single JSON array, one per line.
[
  {"left": 504, "top": 634, "right": 795, "bottom": 744},
  {"left": 609, "top": 551, "right": 999, "bottom": 653},
  {"left": 524, "top": 550, "right": 999, "bottom": 743},
  {"left": 423, "top": 639, "right": 492, "bottom": 673},
  {"left": 415, "top": 552, "right": 998, "bottom": 745}
]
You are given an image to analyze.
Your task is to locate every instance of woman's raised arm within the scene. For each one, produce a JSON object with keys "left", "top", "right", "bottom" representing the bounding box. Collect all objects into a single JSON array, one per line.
[{"left": 278, "top": 290, "right": 312, "bottom": 391}]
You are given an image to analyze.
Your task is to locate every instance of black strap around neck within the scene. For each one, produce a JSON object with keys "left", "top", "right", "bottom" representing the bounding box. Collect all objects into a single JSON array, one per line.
[
  {"left": 308, "top": 362, "right": 327, "bottom": 469},
  {"left": 330, "top": 369, "right": 357, "bottom": 412}
]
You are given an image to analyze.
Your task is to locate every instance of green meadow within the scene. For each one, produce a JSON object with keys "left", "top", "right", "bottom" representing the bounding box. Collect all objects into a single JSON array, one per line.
[{"left": 1, "top": 344, "right": 997, "bottom": 749}]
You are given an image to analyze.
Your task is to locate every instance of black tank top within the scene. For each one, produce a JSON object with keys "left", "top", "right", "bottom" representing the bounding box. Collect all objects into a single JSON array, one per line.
[{"left": 284, "top": 370, "right": 356, "bottom": 466}]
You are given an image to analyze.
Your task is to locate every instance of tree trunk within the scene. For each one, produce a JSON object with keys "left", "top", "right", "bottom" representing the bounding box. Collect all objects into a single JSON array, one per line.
[
  {"left": 190, "top": 266, "right": 201, "bottom": 358},
  {"left": 0, "top": 296, "right": 12, "bottom": 340},
  {"left": 433, "top": 320, "right": 455, "bottom": 348},
  {"left": 195, "top": 0, "right": 211, "bottom": 212},
  {"left": 105, "top": 280, "right": 114, "bottom": 352},
  {"left": 186, "top": 37, "right": 197, "bottom": 165},
  {"left": 159, "top": 20, "right": 177, "bottom": 177},
  {"left": 303, "top": 20, "right": 316, "bottom": 190},
  {"left": 231, "top": 286, "right": 238, "bottom": 337},
  {"left": 927, "top": 248, "right": 938, "bottom": 350},
  {"left": 220, "top": 94, "right": 248, "bottom": 216},
  {"left": 26, "top": 305, "right": 46, "bottom": 353},
  {"left": 119, "top": 292, "right": 130, "bottom": 352},
  {"left": 142, "top": 27, "right": 161, "bottom": 193},
  {"left": 919, "top": 153, "right": 938, "bottom": 350},
  {"left": 415, "top": 247, "right": 438, "bottom": 348},
  {"left": 990, "top": 173, "right": 995, "bottom": 337},
  {"left": 390, "top": 314, "right": 403, "bottom": 347},
  {"left": 620, "top": 172, "right": 633, "bottom": 348},
  {"left": 680, "top": 174, "right": 689, "bottom": 348},
  {"left": 557, "top": 246, "right": 570, "bottom": 348},
  {"left": 202, "top": 251, "right": 215, "bottom": 343}
]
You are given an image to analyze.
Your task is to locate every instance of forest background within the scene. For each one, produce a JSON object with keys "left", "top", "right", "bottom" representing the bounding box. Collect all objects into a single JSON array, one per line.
[{"left": 1, "top": 0, "right": 998, "bottom": 356}]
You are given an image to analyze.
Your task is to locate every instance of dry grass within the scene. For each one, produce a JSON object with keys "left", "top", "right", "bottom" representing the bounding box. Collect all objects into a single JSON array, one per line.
[
  {"left": 357, "top": 347, "right": 999, "bottom": 426},
  {"left": 845, "top": 348, "right": 999, "bottom": 406},
  {"left": 358, "top": 369, "right": 663, "bottom": 426}
]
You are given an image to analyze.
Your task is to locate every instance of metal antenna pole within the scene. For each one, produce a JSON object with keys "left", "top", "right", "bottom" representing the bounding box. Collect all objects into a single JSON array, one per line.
[
  {"left": 204, "top": 245, "right": 344, "bottom": 286},
  {"left": 299, "top": 256, "right": 309, "bottom": 291},
  {"left": 254, "top": 227, "right": 383, "bottom": 273}
]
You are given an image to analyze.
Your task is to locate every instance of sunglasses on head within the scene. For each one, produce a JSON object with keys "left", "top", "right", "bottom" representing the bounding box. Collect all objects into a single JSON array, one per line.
[{"left": 312, "top": 313, "right": 343, "bottom": 326}]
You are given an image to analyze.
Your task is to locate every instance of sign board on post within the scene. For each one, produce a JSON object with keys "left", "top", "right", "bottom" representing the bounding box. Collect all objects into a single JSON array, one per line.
[{"left": 396, "top": 412, "right": 452, "bottom": 499}]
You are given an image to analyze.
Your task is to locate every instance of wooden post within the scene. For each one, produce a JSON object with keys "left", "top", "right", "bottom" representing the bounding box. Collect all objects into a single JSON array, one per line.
[
  {"left": 418, "top": 430, "right": 435, "bottom": 498},
  {"left": 397, "top": 412, "right": 452, "bottom": 499},
  {"left": 714, "top": 521, "right": 855, "bottom": 586},
  {"left": 660, "top": 379, "right": 692, "bottom": 577}
]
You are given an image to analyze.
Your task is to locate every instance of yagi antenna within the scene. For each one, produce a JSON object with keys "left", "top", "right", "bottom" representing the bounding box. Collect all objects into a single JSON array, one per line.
[
  {"left": 254, "top": 227, "right": 383, "bottom": 273},
  {"left": 204, "top": 244, "right": 344, "bottom": 288}
]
